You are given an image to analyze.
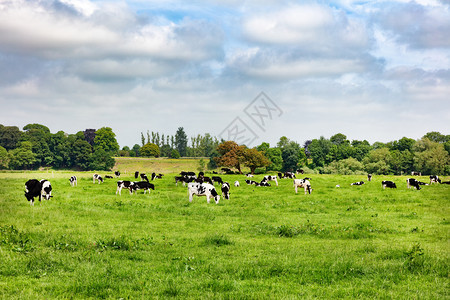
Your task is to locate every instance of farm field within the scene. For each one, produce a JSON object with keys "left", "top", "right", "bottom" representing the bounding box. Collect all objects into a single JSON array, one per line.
[{"left": 0, "top": 168, "right": 449, "bottom": 299}]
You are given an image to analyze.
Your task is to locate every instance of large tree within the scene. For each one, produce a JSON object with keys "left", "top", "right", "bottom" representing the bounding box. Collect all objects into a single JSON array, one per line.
[
  {"left": 243, "top": 148, "right": 271, "bottom": 174},
  {"left": 175, "top": 127, "right": 188, "bottom": 157},
  {"left": 140, "top": 143, "right": 160, "bottom": 157},
  {"left": 0, "top": 125, "right": 22, "bottom": 150},
  {"left": 94, "top": 127, "right": 119, "bottom": 154},
  {"left": 215, "top": 141, "right": 246, "bottom": 174}
]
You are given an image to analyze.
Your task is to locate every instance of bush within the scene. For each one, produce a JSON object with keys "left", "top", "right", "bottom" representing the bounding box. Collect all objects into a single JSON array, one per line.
[
  {"left": 170, "top": 149, "right": 180, "bottom": 159},
  {"left": 140, "top": 143, "right": 160, "bottom": 157}
]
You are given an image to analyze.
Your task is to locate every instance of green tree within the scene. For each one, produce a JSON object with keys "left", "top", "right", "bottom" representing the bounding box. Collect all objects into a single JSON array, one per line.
[
  {"left": 140, "top": 143, "right": 160, "bottom": 157},
  {"left": 170, "top": 149, "right": 180, "bottom": 159},
  {"left": 71, "top": 139, "right": 92, "bottom": 170},
  {"left": 22, "top": 123, "right": 52, "bottom": 168},
  {"left": 413, "top": 138, "right": 450, "bottom": 175},
  {"left": 90, "top": 148, "right": 115, "bottom": 170},
  {"left": 351, "top": 140, "right": 371, "bottom": 161},
  {"left": 94, "top": 127, "right": 119, "bottom": 154},
  {"left": 363, "top": 148, "right": 391, "bottom": 175},
  {"left": 175, "top": 127, "right": 188, "bottom": 157},
  {"left": 282, "top": 142, "right": 305, "bottom": 171},
  {"left": 243, "top": 148, "right": 271, "bottom": 174},
  {"left": 9, "top": 141, "right": 36, "bottom": 170},
  {"left": 0, "top": 125, "right": 22, "bottom": 150},
  {"left": 264, "top": 147, "right": 283, "bottom": 171},
  {"left": 0, "top": 145, "right": 9, "bottom": 169},
  {"left": 160, "top": 144, "right": 172, "bottom": 157},
  {"left": 131, "top": 144, "right": 141, "bottom": 157},
  {"left": 308, "top": 136, "right": 332, "bottom": 168},
  {"left": 422, "top": 131, "right": 448, "bottom": 143}
]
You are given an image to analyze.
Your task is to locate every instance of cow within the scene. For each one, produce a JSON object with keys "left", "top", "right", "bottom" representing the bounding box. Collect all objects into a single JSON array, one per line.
[
  {"left": 175, "top": 176, "right": 186, "bottom": 186},
  {"left": 25, "top": 179, "right": 52, "bottom": 206},
  {"left": 211, "top": 176, "right": 223, "bottom": 185},
  {"left": 296, "top": 169, "right": 304, "bottom": 174},
  {"left": 441, "top": 181, "right": 450, "bottom": 184},
  {"left": 188, "top": 182, "right": 220, "bottom": 204},
  {"left": 130, "top": 181, "right": 155, "bottom": 194},
  {"left": 196, "top": 176, "right": 213, "bottom": 184},
  {"left": 114, "top": 171, "right": 121, "bottom": 177},
  {"left": 105, "top": 175, "right": 113, "bottom": 179},
  {"left": 246, "top": 173, "right": 254, "bottom": 178},
  {"left": 367, "top": 174, "right": 372, "bottom": 182},
  {"left": 278, "top": 172, "right": 284, "bottom": 179},
  {"left": 198, "top": 172, "right": 204, "bottom": 177},
  {"left": 135, "top": 171, "right": 139, "bottom": 179},
  {"left": 411, "top": 171, "right": 422, "bottom": 176},
  {"left": 180, "top": 171, "right": 196, "bottom": 177},
  {"left": 293, "top": 179, "right": 312, "bottom": 194},
  {"left": 382, "top": 181, "right": 396, "bottom": 189},
  {"left": 151, "top": 172, "right": 164, "bottom": 180},
  {"left": 258, "top": 181, "right": 271, "bottom": 187},
  {"left": 407, "top": 178, "right": 421, "bottom": 190},
  {"left": 262, "top": 175, "right": 278, "bottom": 186},
  {"left": 221, "top": 182, "right": 231, "bottom": 200},
  {"left": 430, "top": 175, "right": 441, "bottom": 184},
  {"left": 245, "top": 180, "right": 258, "bottom": 185},
  {"left": 116, "top": 180, "right": 134, "bottom": 195},
  {"left": 69, "top": 176, "right": 77, "bottom": 187},
  {"left": 351, "top": 181, "right": 365, "bottom": 186},
  {"left": 221, "top": 167, "right": 232, "bottom": 173},
  {"left": 234, "top": 181, "right": 240, "bottom": 187},
  {"left": 140, "top": 173, "right": 149, "bottom": 182},
  {"left": 284, "top": 172, "right": 296, "bottom": 179},
  {"left": 93, "top": 174, "right": 103, "bottom": 184}
]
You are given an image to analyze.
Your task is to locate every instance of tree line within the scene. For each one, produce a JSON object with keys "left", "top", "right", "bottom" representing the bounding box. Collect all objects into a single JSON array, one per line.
[{"left": 0, "top": 124, "right": 448, "bottom": 175}]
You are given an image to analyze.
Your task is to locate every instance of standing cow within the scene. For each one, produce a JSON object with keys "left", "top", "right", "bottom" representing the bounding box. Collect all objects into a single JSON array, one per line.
[
  {"left": 293, "top": 179, "right": 312, "bottom": 194},
  {"left": 188, "top": 182, "right": 220, "bottom": 204},
  {"left": 25, "top": 179, "right": 52, "bottom": 205}
]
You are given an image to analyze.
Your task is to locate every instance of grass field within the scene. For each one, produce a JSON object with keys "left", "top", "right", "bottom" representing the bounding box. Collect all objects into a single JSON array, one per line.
[{"left": 0, "top": 164, "right": 449, "bottom": 298}]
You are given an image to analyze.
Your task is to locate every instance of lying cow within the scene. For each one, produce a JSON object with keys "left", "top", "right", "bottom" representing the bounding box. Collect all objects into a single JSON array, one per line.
[
  {"left": 188, "top": 182, "right": 220, "bottom": 204},
  {"left": 382, "top": 181, "right": 396, "bottom": 189},
  {"left": 430, "top": 175, "right": 441, "bottom": 184},
  {"left": 116, "top": 180, "right": 134, "bottom": 195},
  {"left": 351, "top": 181, "right": 365, "bottom": 186},
  {"left": 93, "top": 174, "right": 103, "bottom": 184},
  {"left": 69, "top": 176, "right": 77, "bottom": 187},
  {"left": 114, "top": 171, "right": 121, "bottom": 177},
  {"left": 245, "top": 180, "right": 258, "bottom": 185},
  {"left": 407, "top": 178, "right": 421, "bottom": 190},
  {"left": 293, "top": 179, "right": 312, "bottom": 194},
  {"left": 25, "top": 179, "right": 52, "bottom": 206},
  {"left": 221, "top": 182, "right": 230, "bottom": 200},
  {"left": 234, "top": 181, "right": 240, "bottom": 187},
  {"left": 130, "top": 181, "right": 155, "bottom": 194}
]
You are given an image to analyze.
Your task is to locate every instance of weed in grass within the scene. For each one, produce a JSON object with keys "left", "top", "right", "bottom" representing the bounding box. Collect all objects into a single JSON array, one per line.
[
  {"left": 404, "top": 243, "right": 425, "bottom": 273},
  {"left": 0, "top": 225, "right": 35, "bottom": 253},
  {"left": 203, "top": 233, "right": 233, "bottom": 246}
]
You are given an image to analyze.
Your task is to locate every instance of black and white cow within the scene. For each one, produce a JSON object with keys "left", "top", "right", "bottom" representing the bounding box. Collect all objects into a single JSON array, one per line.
[
  {"left": 284, "top": 172, "right": 296, "bottom": 179},
  {"left": 382, "top": 181, "right": 396, "bottom": 189},
  {"left": 140, "top": 173, "right": 149, "bottom": 182},
  {"left": 430, "top": 175, "right": 441, "bottom": 184},
  {"left": 114, "top": 171, "right": 121, "bottom": 177},
  {"left": 135, "top": 171, "right": 139, "bottom": 179},
  {"left": 188, "top": 182, "right": 220, "bottom": 204},
  {"left": 116, "top": 180, "right": 134, "bottom": 195},
  {"left": 130, "top": 181, "right": 155, "bottom": 194},
  {"left": 196, "top": 176, "right": 213, "bottom": 185},
  {"left": 105, "top": 175, "right": 113, "bottom": 179},
  {"left": 258, "top": 181, "right": 271, "bottom": 187},
  {"left": 25, "top": 179, "right": 52, "bottom": 206},
  {"left": 69, "top": 176, "right": 77, "bottom": 187},
  {"left": 411, "top": 171, "right": 421, "bottom": 176},
  {"left": 293, "top": 179, "right": 312, "bottom": 194},
  {"left": 221, "top": 182, "right": 231, "bottom": 200},
  {"left": 93, "top": 174, "right": 103, "bottom": 184},
  {"left": 441, "top": 181, "right": 450, "bottom": 184},
  {"left": 262, "top": 175, "right": 278, "bottom": 186},
  {"left": 246, "top": 173, "right": 254, "bottom": 178},
  {"left": 351, "top": 181, "right": 365, "bottom": 186},
  {"left": 407, "top": 178, "right": 421, "bottom": 190},
  {"left": 296, "top": 169, "right": 304, "bottom": 174},
  {"left": 367, "top": 174, "right": 372, "bottom": 182},
  {"left": 245, "top": 180, "right": 258, "bottom": 185},
  {"left": 234, "top": 181, "right": 240, "bottom": 187},
  {"left": 211, "top": 176, "right": 223, "bottom": 185},
  {"left": 151, "top": 172, "right": 163, "bottom": 180},
  {"left": 180, "top": 171, "right": 196, "bottom": 177}
]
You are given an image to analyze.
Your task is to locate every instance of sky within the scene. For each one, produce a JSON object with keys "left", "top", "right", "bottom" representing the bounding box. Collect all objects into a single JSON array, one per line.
[{"left": 0, "top": 0, "right": 449, "bottom": 149}]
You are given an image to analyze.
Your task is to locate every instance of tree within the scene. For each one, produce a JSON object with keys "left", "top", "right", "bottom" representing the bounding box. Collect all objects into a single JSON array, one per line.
[
  {"left": 282, "top": 141, "right": 305, "bottom": 171},
  {"left": 175, "top": 127, "right": 188, "bottom": 157},
  {"left": 308, "top": 136, "right": 332, "bottom": 168},
  {"left": 243, "top": 148, "right": 271, "bottom": 174},
  {"left": 0, "top": 145, "right": 9, "bottom": 169},
  {"left": 94, "top": 127, "right": 119, "bottom": 154},
  {"left": 215, "top": 141, "right": 246, "bottom": 174},
  {"left": 0, "top": 125, "right": 22, "bottom": 150},
  {"left": 170, "top": 149, "right": 180, "bottom": 159},
  {"left": 9, "top": 141, "right": 36, "bottom": 170},
  {"left": 90, "top": 148, "right": 115, "bottom": 170},
  {"left": 71, "top": 139, "right": 92, "bottom": 170},
  {"left": 422, "top": 131, "right": 447, "bottom": 143},
  {"left": 277, "top": 136, "right": 290, "bottom": 149},
  {"left": 330, "top": 133, "right": 349, "bottom": 146},
  {"left": 413, "top": 138, "right": 450, "bottom": 175},
  {"left": 22, "top": 123, "right": 52, "bottom": 168},
  {"left": 264, "top": 147, "right": 283, "bottom": 171},
  {"left": 351, "top": 140, "right": 371, "bottom": 161},
  {"left": 140, "top": 143, "right": 160, "bottom": 157},
  {"left": 131, "top": 144, "right": 141, "bottom": 157},
  {"left": 362, "top": 148, "right": 391, "bottom": 174}
]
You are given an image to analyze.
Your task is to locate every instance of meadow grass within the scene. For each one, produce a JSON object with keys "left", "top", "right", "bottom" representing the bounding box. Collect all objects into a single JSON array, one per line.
[{"left": 0, "top": 169, "right": 448, "bottom": 299}]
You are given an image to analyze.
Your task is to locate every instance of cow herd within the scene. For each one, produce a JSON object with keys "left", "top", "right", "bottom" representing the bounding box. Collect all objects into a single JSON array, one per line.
[{"left": 23, "top": 170, "right": 448, "bottom": 206}]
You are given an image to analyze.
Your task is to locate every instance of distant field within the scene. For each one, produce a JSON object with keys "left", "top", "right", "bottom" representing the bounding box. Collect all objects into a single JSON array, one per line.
[{"left": 0, "top": 165, "right": 449, "bottom": 298}]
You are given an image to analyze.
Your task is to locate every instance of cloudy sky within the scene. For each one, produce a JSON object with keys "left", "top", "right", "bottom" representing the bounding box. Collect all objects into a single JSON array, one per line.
[{"left": 0, "top": 0, "right": 449, "bottom": 148}]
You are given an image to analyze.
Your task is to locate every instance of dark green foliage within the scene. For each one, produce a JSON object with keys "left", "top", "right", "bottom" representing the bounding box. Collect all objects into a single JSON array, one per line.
[
  {"left": 0, "top": 125, "right": 22, "bottom": 150},
  {"left": 175, "top": 127, "right": 188, "bottom": 157}
]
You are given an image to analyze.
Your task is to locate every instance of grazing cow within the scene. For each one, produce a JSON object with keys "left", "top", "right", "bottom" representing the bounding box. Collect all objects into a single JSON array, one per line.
[
  {"left": 25, "top": 179, "right": 53, "bottom": 205},
  {"left": 135, "top": 171, "right": 139, "bottom": 179},
  {"left": 69, "top": 176, "right": 77, "bottom": 187},
  {"left": 175, "top": 176, "right": 186, "bottom": 186},
  {"left": 284, "top": 172, "right": 296, "bottom": 179},
  {"left": 105, "top": 175, "right": 113, "bottom": 179},
  {"left": 262, "top": 175, "right": 278, "bottom": 186},
  {"left": 211, "top": 176, "right": 223, "bottom": 185},
  {"left": 198, "top": 172, "right": 204, "bottom": 177},
  {"left": 382, "top": 181, "right": 397, "bottom": 189},
  {"left": 114, "top": 171, "right": 121, "bottom": 177},
  {"left": 151, "top": 172, "right": 163, "bottom": 180},
  {"left": 351, "top": 181, "right": 365, "bottom": 186},
  {"left": 93, "top": 174, "right": 103, "bottom": 184},
  {"left": 430, "top": 175, "right": 441, "bottom": 184},
  {"left": 407, "top": 178, "right": 421, "bottom": 190},
  {"left": 234, "top": 181, "right": 240, "bottom": 187},
  {"left": 196, "top": 176, "right": 213, "bottom": 184},
  {"left": 367, "top": 174, "right": 372, "bottom": 182},
  {"left": 278, "top": 172, "right": 284, "bottom": 179},
  {"left": 296, "top": 169, "right": 304, "bottom": 174},
  {"left": 411, "top": 171, "right": 421, "bottom": 176},
  {"left": 441, "top": 181, "right": 450, "bottom": 184},
  {"left": 293, "top": 179, "right": 312, "bottom": 194},
  {"left": 180, "top": 171, "right": 196, "bottom": 177},
  {"left": 130, "top": 181, "right": 155, "bottom": 194},
  {"left": 246, "top": 173, "right": 254, "bottom": 178},
  {"left": 258, "top": 181, "right": 271, "bottom": 187},
  {"left": 188, "top": 182, "right": 220, "bottom": 204},
  {"left": 140, "top": 173, "right": 149, "bottom": 182},
  {"left": 221, "top": 182, "right": 231, "bottom": 200},
  {"left": 116, "top": 180, "right": 134, "bottom": 195}
]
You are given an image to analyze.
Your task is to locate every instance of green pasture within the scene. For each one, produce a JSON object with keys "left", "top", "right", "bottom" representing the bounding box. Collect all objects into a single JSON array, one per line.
[{"left": 0, "top": 169, "right": 448, "bottom": 299}]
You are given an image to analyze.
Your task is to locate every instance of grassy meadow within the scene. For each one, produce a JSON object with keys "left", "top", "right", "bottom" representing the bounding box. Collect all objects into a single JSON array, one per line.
[{"left": 0, "top": 160, "right": 449, "bottom": 299}]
